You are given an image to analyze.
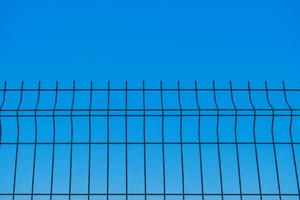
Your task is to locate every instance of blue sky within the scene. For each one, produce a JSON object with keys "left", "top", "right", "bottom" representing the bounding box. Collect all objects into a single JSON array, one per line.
[
  {"left": 0, "top": 0, "right": 299, "bottom": 83},
  {"left": 1, "top": 2, "right": 300, "bottom": 199}
]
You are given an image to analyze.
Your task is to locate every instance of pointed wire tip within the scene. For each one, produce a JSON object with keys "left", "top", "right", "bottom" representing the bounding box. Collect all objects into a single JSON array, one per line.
[
  {"left": 194, "top": 81, "right": 198, "bottom": 88},
  {"left": 212, "top": 81, "right": 216, "bottom": 88}
]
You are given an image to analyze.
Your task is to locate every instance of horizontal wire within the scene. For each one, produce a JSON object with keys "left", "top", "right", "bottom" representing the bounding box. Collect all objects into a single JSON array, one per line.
[
  {"left": 1, "top": 88, "right": 300, "bottom": 92},
  {"left": 2, "top": 108, "right": 300, "bottom": 111},
  {"left": 0, "top": 193, "right": 299, "bottom": 196},
  {"left": 1, "top": 142, "right": 299, "bottom": 145},
  {"left": 1, "top": 114, "right": 300, "bottom": 117}
]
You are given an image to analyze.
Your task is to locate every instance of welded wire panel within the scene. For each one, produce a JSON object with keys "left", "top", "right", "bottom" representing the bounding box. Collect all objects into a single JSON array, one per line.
[{"left": 1, "top": 81, "right": 300, "bottom": 200}]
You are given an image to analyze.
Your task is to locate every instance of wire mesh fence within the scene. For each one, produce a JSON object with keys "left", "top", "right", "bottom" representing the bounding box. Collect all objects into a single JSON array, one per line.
[{"left": 0, "top": 81, "right": 300, "bottom": 200}]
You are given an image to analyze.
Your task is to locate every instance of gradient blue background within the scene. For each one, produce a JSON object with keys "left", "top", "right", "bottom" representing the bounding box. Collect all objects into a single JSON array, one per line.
[
  {"left": 1, "top": 0, "right": 300, "bottom": 200},
  {"left": 0, "top": 0, "right": 299, "bottom": 82}
]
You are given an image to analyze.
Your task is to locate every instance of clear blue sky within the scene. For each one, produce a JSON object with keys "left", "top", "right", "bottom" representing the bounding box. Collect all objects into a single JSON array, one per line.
[{"left": 0, "top": 0, "right": 299, "bottom": 83}]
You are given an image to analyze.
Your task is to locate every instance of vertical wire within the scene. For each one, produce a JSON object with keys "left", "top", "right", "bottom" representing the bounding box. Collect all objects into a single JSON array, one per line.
[
  {"left": 106, "top": 81, "right": 111, "bottom": 200},
  {"left": 68, "top": 81, "right": 76, "bottom": 200},
  {"left": 125, "top": 81, "right": 128, "bottom": 200},
  {"left": 30, "top": 81, "right": 41, "bottom": 200},
  {"left": 50, "top": 81, "right": 59, "bottom": 200},
  {"left": 229, "top": 81, "right": 243, "bottom": 200},
  {"left": 160, "top": 81, "right": 167, "bottom": 200},
  {"left": 212, "top": 81, "right": 224, "bottom": 200},
  {"left": 177, "top": 81, "right": 185, "bottom": 199},
  {"left": 264, "top": 81, "right": 282, "bottom": 200},
  {"left": 0, "top": 81, "right": 7, "bottom": 144},
  {"left": 194, "top": 81, "right": 204, "bottom": 200},
  {"left": 88, "top": 81, "right": 93, "bottom": 200},
  {"left": 142, "top": 81, "right": 147, "bottom": 200},
  {"left": 247, "top": 82, "right": 263, "bottom": 200},
  {"left": 282, "top": 81, "right": 300, "bottom": 198},
  {"left": 12, "top": 81, "right": 24, "bottom": 200}
]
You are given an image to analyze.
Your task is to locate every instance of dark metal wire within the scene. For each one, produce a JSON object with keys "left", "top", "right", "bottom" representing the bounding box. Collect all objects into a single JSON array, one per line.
[
  {"left": 248, "top": 81, "right": 263, "bottom": 200},
  {"left": 265, "top": 81, "right": 282, "bottom": 200},
  {"left": 12, "top": 82, "right": 24, "bottom": 200},
  {"left": 0, "top": 193, "right": 299, "bottom": 195},
  {"left": 212, "top": 81, "right": 224, "bottom": 200},
  {"left": 229, "top": 81, "right": 243, "bottom": 200},
  {"left": 177, "top": 81, "right": 186, "bottom": 199},
  {"left": 68, "top": 81, "right": 76, "bottom": 200},
  {"left": 1, "top": 114, "right": 299, "bottom": 117},
  {"left": 88, "top": 81, "right": 93, "bottom": 200},
  {"left": 125, "top": 81, "right": 128, "bottom": 200},
  {"left": 195, "top": 81, "right": 204, "bottom": 200},
  {"left": 142, "top": 81, "right": 147, "bottom": 200},
  {"left": 160, "top": 81, "right": 167, "bottom": 200},
  {"left": 282, "top": 81, "right": 300, "bottom": 200},
  {"left": 4, "top": 192, "right": 299, "bottom": 196},
  {"left": 50, "top": 81, "right": 59, "bottom": 200},
  {"left": 0, "top": 141, "right": 298, "bottom": 145},
  {"left": 1, "top": 108, "right": 299, "bottom": 111},
  {"left": 106, "top": 81, "right": 110, "bottom": 200},
  {"left": 1, "top": 88, "right": 300, "bottom": 91},
  {"left": 30, "top": 82, "right": 41, "bottom": 200},
  {"left": 0, "top": 82, "right": 7, "bottom": 144}
]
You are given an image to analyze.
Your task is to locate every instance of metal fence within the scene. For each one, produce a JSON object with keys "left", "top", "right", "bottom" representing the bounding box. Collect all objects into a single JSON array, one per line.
[{"left": 0, "top": 81, "right": 300, "bottom": 200}]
